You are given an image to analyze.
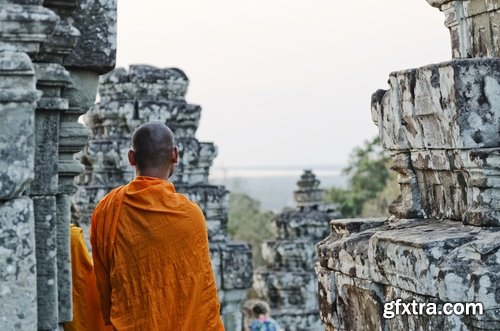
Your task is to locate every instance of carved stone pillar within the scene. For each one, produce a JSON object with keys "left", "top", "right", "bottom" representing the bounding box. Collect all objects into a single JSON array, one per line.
[
  {"left": 0, "top": 2, "right": 58, "bottom": 329},
  {"left": 0, "top": 0, "right": 116, "bottom": 330}
]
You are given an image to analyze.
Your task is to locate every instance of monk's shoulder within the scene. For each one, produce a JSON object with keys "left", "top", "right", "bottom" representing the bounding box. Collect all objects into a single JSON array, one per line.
[
  {"left": 95, "top": 185, "right": 127, "bottom": 212},
  {"left": 174, "top": 193, "right": 205, "bottom": 221}
]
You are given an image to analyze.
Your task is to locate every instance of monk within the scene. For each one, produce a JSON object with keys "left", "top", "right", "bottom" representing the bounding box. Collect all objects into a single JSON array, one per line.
[
  {"left": 64, "top": 223, "right": 112, "bottom": 331},
  {"left": 90, "top": 122, "right": 224, "bottom": 330}
]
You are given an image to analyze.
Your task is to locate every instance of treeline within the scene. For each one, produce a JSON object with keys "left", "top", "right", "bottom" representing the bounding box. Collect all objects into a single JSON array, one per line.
[{"left": 325, "top": 136, "right": 398, "bottom": 218}]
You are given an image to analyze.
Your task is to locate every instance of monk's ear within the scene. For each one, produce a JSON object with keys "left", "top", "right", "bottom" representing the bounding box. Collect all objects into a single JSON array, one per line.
[
  {"left": 128, "top": 149, "right": 137, "bottom": 166},
  {"left": 171, "top": 146, "right": 179, "bottom": 165}
]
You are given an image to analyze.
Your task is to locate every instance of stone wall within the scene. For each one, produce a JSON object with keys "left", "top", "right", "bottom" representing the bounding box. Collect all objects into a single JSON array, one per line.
[
  {"left": 0, "top": 1, "right": 116, "bottom": 330},
  {"left": 254, "top": 170, "right": 340, "bottom": 331},
  {"left": 74, "top": 65, "right": 253, "bottom": 331},
  {"left": 316, "top": 1, "right": 500, "bottom": 330}
]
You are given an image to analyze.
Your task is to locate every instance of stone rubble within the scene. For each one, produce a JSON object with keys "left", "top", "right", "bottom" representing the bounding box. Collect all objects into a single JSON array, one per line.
[
  {"left": 74, "top": 65, "right": 253, "bottom": 331},
  {"left": 316, "top": 1, "right": 500, "bottom": 330}
]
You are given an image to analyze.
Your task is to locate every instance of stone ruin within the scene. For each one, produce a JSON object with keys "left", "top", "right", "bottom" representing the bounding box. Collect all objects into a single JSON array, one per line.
[
  {"left": 0, "top": 0, "right": 116, "bottom": 330},
  {"left": 316, "top": 0, "right": 500, "bottom": 330},
  {"left": 254, "top": 170, "right": 340, "bottom": 331},
  {"left": 74, "top": 65, "right": 253, "bottom": 330}
]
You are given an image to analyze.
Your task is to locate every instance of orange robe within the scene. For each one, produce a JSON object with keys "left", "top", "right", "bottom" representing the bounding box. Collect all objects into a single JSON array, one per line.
[
  {"left": 64, "top": 224, "right": 112, "bottom": 331},
  {"left": 90, "top": 176, "right": 224, "bottom": 331}
]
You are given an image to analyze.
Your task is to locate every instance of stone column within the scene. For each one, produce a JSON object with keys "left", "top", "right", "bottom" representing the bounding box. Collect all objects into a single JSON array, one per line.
[
  {"left": 31, "top": 16, "right": 76, "bottom": 329},
  {"left": 0, "top": 0, "right": 116, "bottom": 330},
  {"left": 57, "top": 0, "right": 116, "bottom": 327},
  {"left": 75, "top": 65, "right": 253, "bottom": 331},
  {"left": 316, "top": 1, "right": 500, "bottom": 330},
  {"left": 254, "top": 170, "right": 340, "bottom": 331},
  {"left": 0, "top": 2, "right": 58, "bottom": 329}
]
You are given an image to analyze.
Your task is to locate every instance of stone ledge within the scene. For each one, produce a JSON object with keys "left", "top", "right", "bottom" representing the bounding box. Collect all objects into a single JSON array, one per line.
[{"left": 317, "top": 218, "right": 500, "bottom": 317}]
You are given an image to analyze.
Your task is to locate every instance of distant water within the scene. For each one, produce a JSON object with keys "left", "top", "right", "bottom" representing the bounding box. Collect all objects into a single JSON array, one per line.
[{"left": 209, "top": 167, "right": 348, "bottom": 212}]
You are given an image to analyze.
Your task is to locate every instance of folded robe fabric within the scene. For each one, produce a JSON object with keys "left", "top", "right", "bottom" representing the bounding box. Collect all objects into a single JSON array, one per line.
[
  {"left": 64, "top": 224, "right": 112, "bottom": 331},
  {"left": 91, "top": 176, "right": 224, "bottom": 331}
]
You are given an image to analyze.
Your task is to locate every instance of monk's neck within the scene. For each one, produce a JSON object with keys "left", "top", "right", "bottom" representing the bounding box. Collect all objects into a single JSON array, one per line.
[{"left": 135, "top": 169, "right": 170, "bottom": 182}]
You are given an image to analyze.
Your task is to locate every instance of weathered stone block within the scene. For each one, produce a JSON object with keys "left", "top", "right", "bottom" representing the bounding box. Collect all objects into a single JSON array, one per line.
[
  {"left": 317, "top": 218, "right": 386, "bottom": 282},
  {"left": 129, "top": 65, "right": 189, "bottom": 100},
  {"left": 220, "top": 241, "right": 253, "bottom": 290},
  {"left": 372, "top": 59, "right": 500, "bottom": 151},
  {"left": 62, "top": 69, "right": 100, "bottom": 109},
  {"left": 262, "top": 240, "right": 316, "bottom": 271},
  {"left": 274, "top": 209, "right": 331, "bottom": 241},
  {"left": 335, "top": 272, "right": 384, "bottom": 331},
  {"left": 384, "top": 286, "right": 445, "bottom": 331},
  {"left": 0, "top": 197, "right": 37, "bottom": 331},
  {"left": 56, "top": 194, "right": 72, "bottom": 323},
  {"left": 0, "top": 4, "right": 59, "bottom": 54},
  {"left": 315, "top": 265, "right": 338, "bottom": 330},
  {"left": 0, "top": 51, "right": 37, "bottom": 200},
  {"left": 369, "top": 219, "right": 478, "bottom": 296},
  {"left": 429, "top": 0, "right": 500, "bottom": 58},
  {"left": 33, "top": 195, "right": 58, "bottom": 329},
  {"left": 437, "top": 230, "right": 500, "bottom": 328},
  {"left": 31, "top": 109, "right": 59, "bottom": 195},
  {"left": 63, "top": 0, "right": 117, "bottom": 73},
  {"left": 254, "top": 269, "right": 318, "bottom": 311}
]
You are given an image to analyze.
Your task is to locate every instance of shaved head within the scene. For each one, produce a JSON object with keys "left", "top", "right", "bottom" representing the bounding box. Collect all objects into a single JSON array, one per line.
[{"left": 131, "top": 122, "right": 176, "bottom": 174}]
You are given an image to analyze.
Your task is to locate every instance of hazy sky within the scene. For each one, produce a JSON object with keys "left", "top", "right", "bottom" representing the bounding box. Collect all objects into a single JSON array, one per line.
[{"left": 117, "top": 1, "right": 450, "bottom": 168}]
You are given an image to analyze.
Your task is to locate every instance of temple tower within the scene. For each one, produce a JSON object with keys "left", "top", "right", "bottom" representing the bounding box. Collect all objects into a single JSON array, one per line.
[
  {"left": 254, "top": 170, "right": 340, "bottom": 331},
  {"left": 75, "top": 65, "right": 253, "bottom": 330},
  {"left": 0, "top": 1, "right": 116, "bottom": 330},
  {"left": 316, "top": 1, "right": 500, "bottom": 330}
]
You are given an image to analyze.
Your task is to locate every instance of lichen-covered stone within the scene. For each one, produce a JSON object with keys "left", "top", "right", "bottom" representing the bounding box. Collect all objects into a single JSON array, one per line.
[
  {"left": 317, "top": 218, "right": 500, "bottom": 330},
  {"left": 372, "top": 59, "right": 500, "bottom": 151},
  {"left": 0, "top": 0, "right": 116, "bottom": 329},
  {"left": 33, "top": 195, "right": 58, "bottom": 329},
  {"left": 317, "top": 2, "right": 500, "bottom": 330},
  {"left": 56, "top": 194, "right": 72, "bottom": 322},
  {"left": 63, "top": 0, "right": 117, "bottom": 73},
  {"left": 220, "top": 241, "right": 253, "bottom": 289},
  {"left": 429, "top": 0, "right": 500, "bottom": 58},
  {"left": 0, "top": 198, "right": 37, "bottom": 331},
  {"left": 371, "top": 59, "right": 500, "bottom": 226},
  {"left": 0, "top": 4, "right": 59, "bottom": 54},
  {"left": 0, "top": 51, "right": 38, "bottom": 200}
]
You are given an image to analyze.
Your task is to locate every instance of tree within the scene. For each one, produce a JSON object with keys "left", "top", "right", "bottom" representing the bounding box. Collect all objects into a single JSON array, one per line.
[
  {"left": 227, "top": 193, "right": 275, "bottom": 268},
  {"left": 325, "top": 136, "right": 397, "bottom": 217}
]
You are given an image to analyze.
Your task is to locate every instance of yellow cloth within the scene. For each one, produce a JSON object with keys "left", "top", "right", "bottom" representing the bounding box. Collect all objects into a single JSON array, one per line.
[
  {"left": 64, "top": 224, "right": 112, "bottom": 331},
  {"left": 91, "top": 176, "right": 224, "bottom": 331}
]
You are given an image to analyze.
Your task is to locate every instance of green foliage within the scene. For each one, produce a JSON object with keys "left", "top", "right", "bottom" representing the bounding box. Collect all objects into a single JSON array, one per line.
[
  {"left": 361, "top": 171, "right": 399, "bottom": 217},
  {"left": 228, "top": 193, "right": 275, "bottom": 268},
  {"left": 325, "top": 136, "right": 397, "bottom": 217}
]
